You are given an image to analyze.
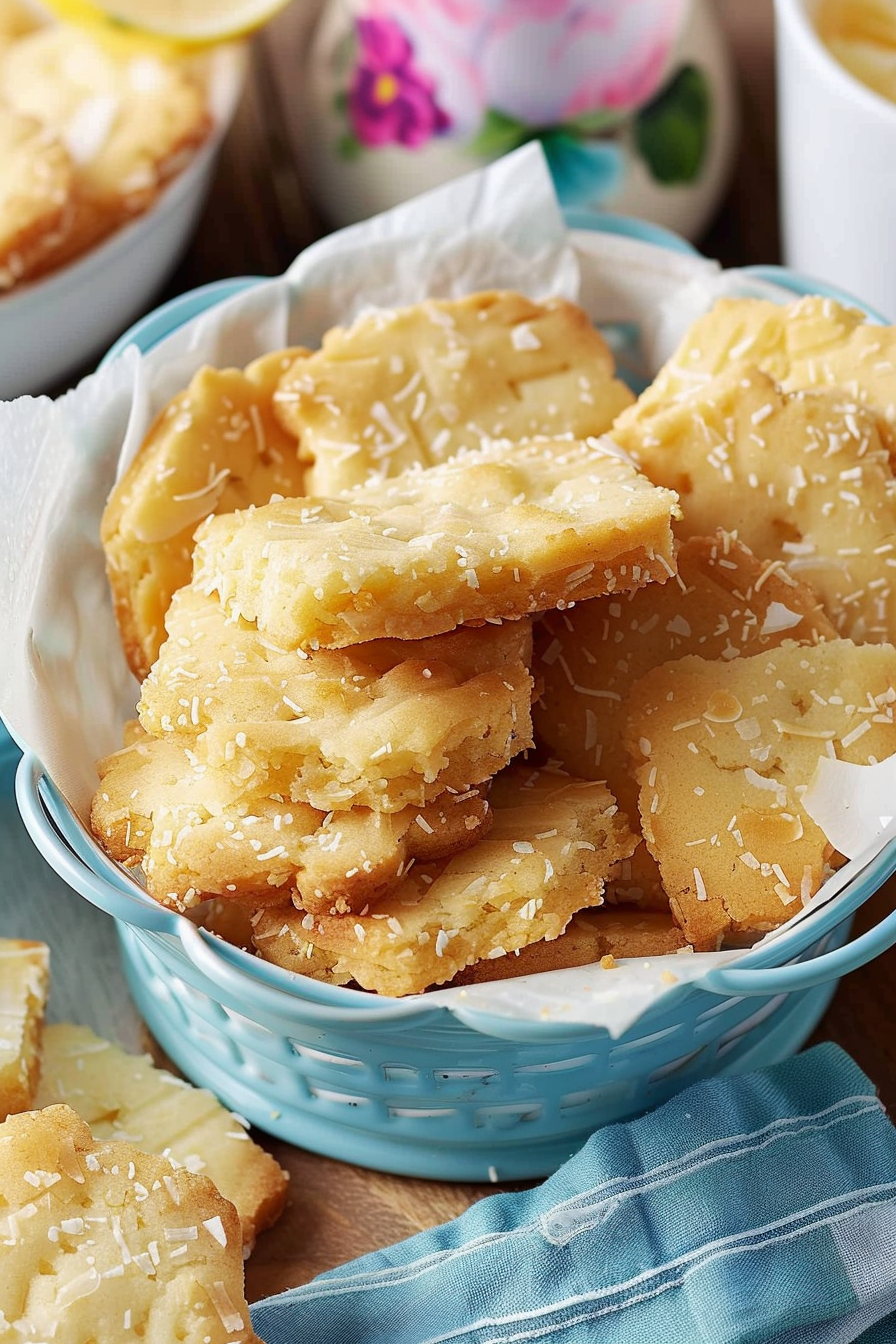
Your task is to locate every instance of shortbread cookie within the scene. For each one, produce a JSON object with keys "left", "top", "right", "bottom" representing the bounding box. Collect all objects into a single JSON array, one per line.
[
  {"left": 35, "top": 1023, "right": 287, "bottom": 1249},
  {"left": 615, "top": 295, "right": 896, "bottom": 453},
  {"left": 453, "top": 906, "right": 689, "bottom": 982},
  {"left": 535, "top": 532, "right": 835, "bottom": 907},
  {"left": 240, "top": 346, "right": 310, "bottom": 404},
  {"left": 274, "top": 291, "right": 635, "bottom": 494},
  {"left": 193, "top": 437, "right": 679, "bottom": 651},
  {"left": 0, "top": 1104, "right": 259, "bottom": 1343},
  {"left": 616, "top": 367, "right": 896, "bottom": 643},
  {"left": 0, "top": 26, "right": 210, "bottom": 245},
  {"left": 261, "top": 767, "right": 637, "bottom": 996},
  {"left": 103, "top": 356, "right": 308, "bottom": 680},
  {"left": 0, "top": 103, "right": 74, "bottom": 290},
  {"left": 92, "top": 729, "right": 492, "bottom": 914},
  {"left": 536, "top": 530, "right": 836, "bottom": 803},
  {"left": 250, "top": 912, "right": 351, "bottom": 986},
  {"left": 624, "top": 639, "right": 896, "bottom": 949},
  {"left": 140, "top": 587, "right": 533, "bottom": 812},
  {"left": 0, "top": 939, "right": 48, "bottom": 1120}
]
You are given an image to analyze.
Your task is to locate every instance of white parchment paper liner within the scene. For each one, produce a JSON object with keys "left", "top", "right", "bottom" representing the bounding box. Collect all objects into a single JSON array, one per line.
[{"left": 1, "top": 143, "right": 891, "bottom": 1034}]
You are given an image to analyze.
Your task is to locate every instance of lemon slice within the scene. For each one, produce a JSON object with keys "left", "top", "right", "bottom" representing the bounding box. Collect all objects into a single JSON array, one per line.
[
  {"left": 40, "top": 0, "right": 292, "bottom": 47},
  {"left": 828, "top": 37, "right": 896, "bottom": 105},
  {"left": 817, "top": 0, "right": 896, "bottom": 49}
]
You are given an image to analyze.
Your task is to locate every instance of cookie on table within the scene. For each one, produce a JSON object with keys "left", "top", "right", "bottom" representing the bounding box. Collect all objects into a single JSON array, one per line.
[
  {"left": 193, "top": 437, "right": 679, "bottom": 652},
  {"left": 257, "top": 766, "right": 638, "bottom": 996},
  {"left": 614, "top": 295, "right": 896, "bottom": 454},
  {"left": 140, "top": 587, "right": 534, "bottom": 812},
  {"left": 0, "top": 939, "right": 49, "bottom": 1121},
  {"left": 92, "top": 728, "right": 493, "bottom": 914},
  {"left": 0, "top": 103, "right": 74, "bottom": 290},
  {"left": 274, "top": 290, "right": 635, "bottom": 494},
  {"left": 0, "top": 26, "right": 210, "bottom": 258},
  {"left": 615, "top": 366, "right": 896, "bottom": 643},
  {"left": 0, "top": 1104, "right": 259, "bottom": 1343},
  {"left": 102, "top": 355, "right": 309, "bottom": 681},
  {"left": 624, "top": 639, "right": 896, "bottom": 950},
  {"left": 35, "top": 1023, "right": 287, "bottom": 1250},
  {"left": 453, "top": 906, "right": 690, "bottom": 983}
]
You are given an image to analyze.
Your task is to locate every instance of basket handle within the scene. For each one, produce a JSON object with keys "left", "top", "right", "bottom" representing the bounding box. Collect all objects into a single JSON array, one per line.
[
  {"left": 699, "top": 908, "right": 896, "bottom": 997},
  {"left": 176, "top": 920, "right": 446, "bottom": 1031},
  {"left": 16, "top": 753, "right": 443, "bottom": 1032},
  {"left": 16, "top": 754, "right": 178, "bottom": 935}
]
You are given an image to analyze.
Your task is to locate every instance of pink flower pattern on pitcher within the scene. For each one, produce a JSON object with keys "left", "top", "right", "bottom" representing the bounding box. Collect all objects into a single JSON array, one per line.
[
  {"left": 361, "top": 0, "right": 688, "bottom": 133},
  {"left": 348, "top": 16, "right": 451, "bottom": 147}
]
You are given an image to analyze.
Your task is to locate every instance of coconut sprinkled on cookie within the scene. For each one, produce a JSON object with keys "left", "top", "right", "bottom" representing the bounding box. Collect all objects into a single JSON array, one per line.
[
  {"left": 192, "top": 437, "right": 678, "bottom": 651},
  {"left": 254, "top": 766, "right": 637, "bottom": 995},
  {"left": 615, "top": 294, "right": 896, "bottom": 452},
  {"left": 92, "top": 290, "right": 896, "bottom": 983},
  {"left": 0, "top": 1104, "right": 260, "bottom": 1342},
  {"left": 274, "top": 291, "right": 634, "bottom": 494},
  {"left": 140, "top": 589, "right": 534, "bottom": 812},
  {"left": 0, "top": 940, "right": 48, "bottom": 1121},
  {"left": 103, "top": 355, "right": 308, "bottom": 680},
  {"left": 615, "top": 366, "right": 896, "bottom": 643},
  {"left": 92, "top": 726, "right": 494, "bottom": 915},
  {"left": 624, "top": 639, "right": 896, "bottom": 949},
  {"left": 0, "top": 104, "right": 74, "bottom": 290},
  {"left": 36, "top": 1024, "right": 287, "bottom": 1250},
  {"left": 534, "top": 531, "right": 837, "bottom": 907}
]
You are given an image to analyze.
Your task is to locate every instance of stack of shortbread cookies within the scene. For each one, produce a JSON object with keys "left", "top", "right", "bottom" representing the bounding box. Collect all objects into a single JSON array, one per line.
[{"left": 93, "top": 289, "right": 896, "bottom": 987}]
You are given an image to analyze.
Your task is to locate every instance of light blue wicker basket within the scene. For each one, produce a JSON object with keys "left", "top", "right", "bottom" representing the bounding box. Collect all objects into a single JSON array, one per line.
[{"left": 10, "top": 217, "right": 896, "bottom": 1181}]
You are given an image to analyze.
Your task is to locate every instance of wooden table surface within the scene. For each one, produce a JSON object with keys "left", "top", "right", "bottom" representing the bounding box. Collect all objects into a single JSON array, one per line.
[{"left": 35, "top": 0, "right": 896, "bottom": 1306}]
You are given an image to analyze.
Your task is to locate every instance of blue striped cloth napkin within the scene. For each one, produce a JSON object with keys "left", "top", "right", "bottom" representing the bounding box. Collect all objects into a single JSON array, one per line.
[{"left": 252, "top": 1044, "right": 896, "bottom": 1343}]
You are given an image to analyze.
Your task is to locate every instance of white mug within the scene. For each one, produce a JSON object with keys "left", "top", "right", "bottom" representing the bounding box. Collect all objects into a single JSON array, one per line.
[{"left": 776, "top": 0, "right": 896, "bottom": 318}]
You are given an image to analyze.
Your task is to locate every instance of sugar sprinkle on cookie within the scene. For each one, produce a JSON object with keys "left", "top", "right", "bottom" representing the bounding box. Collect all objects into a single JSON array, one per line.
[
  {"left": 36, "top": 1023, "right": 288, "bottom": 1249},
  {"left": 275, "top": 291, "right": 634, "bottom": 495},
  {"left": 624, "top": 639, "right": 896, "bottom": 949},
  {"left": 193, "top": 436, "right": 679, "bottom": 651}
]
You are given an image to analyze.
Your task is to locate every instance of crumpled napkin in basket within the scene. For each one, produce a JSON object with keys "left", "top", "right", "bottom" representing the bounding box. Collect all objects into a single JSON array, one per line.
[{"left": 252, "top": 1044, "right": 896, "bottom": 1343}]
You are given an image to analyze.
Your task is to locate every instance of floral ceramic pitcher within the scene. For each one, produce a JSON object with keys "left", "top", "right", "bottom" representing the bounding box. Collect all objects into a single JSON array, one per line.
[{"left": 299, "top": 0, "right": 737, "bottom": 239}]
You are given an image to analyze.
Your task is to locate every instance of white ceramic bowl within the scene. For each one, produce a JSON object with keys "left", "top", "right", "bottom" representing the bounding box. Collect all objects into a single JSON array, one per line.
[{"left": 0, "top": 43, "right": 246, "bottom": 400}]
